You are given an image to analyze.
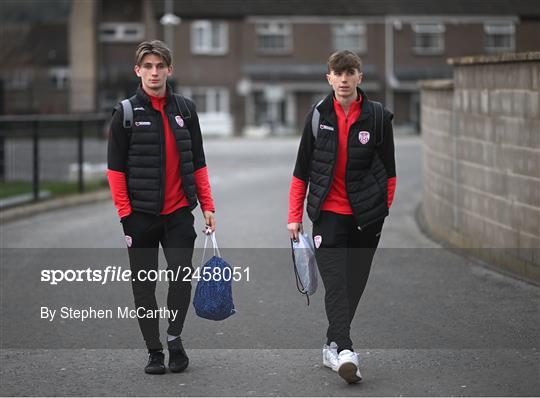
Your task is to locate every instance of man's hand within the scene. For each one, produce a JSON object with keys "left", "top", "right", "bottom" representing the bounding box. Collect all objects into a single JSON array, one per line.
[
  {"left": 203, "top": 210, "right": 216, "bottom": 234},
  {"left": 287, "top": 222, "right": 303, "bottom": 242}
]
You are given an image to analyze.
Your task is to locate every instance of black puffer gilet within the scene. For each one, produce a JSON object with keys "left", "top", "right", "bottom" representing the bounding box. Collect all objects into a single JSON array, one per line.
[
  {"left": 306, "top": 93, "right": 389, "bottom": 229},
  {"left": 125, "top": 87, "right": 197, "bottom": 214}
]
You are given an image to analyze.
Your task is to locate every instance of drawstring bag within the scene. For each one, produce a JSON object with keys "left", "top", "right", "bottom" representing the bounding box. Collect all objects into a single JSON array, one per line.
[
  {"left": 193, "top": 232, "right": 236, "bottom": 321},
  {"left": 290, "top": 233, "right": 318, "bottom": 304}
]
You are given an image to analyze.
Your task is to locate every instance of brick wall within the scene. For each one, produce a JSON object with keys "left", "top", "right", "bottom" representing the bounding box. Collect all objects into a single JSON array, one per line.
[{"left": 421, "top": 52, "right": 540, "bottom": 282}]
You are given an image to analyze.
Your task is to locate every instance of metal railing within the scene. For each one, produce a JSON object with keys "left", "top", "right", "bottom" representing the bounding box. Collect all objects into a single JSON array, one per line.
[{"left": 0, "top": 113, "right": 109, "bottom": 203}]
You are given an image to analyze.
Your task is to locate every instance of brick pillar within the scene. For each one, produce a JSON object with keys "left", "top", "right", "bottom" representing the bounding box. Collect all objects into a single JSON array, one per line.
[{"left": 69, "top": 0, "right": 97, "bottom": 113}]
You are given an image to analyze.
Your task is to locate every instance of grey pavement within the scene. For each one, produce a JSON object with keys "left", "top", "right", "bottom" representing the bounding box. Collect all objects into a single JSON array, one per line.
[
  {"left": 2, "top": 349, "right": 537, "bottom": 396},
  {"left": 1, "top": 137, "right": 538, "bottom": 396}
]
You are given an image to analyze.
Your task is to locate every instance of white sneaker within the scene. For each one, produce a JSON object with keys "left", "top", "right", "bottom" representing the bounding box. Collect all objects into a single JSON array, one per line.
[
  {"left": 337, "top": 349, "right": 362, "bottom": 383},
  {"left": 322, "top": 342, "right": 338, "bottom": 371}
]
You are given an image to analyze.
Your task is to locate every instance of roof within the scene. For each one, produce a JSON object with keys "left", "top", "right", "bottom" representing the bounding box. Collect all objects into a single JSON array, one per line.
[{"left": 154, "top": 0, "right": 540, "bottom": 18}]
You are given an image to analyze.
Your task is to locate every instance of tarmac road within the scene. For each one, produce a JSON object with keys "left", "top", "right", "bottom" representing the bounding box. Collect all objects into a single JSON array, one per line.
[{"left": 1, "top": 137, "right": 538, "bottom": 396}]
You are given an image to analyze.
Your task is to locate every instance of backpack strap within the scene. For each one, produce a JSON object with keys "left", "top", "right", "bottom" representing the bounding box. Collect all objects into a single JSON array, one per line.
[
  {"left": 120, "top": 99, "right": 133, "bottom": 129},
  {"left": 371, "top": 100, "right": 384, "bottom": 146},
  {"left": 311, "top": 99, "right": 324, "bottom": 139},
  {"left": 173, "top": 94, "right": 192, "bottom": 120}
]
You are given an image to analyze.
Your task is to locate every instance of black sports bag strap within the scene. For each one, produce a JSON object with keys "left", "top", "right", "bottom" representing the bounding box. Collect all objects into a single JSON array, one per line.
[{"left": 371, "top": 101, "right": 384, "bottom": 146}]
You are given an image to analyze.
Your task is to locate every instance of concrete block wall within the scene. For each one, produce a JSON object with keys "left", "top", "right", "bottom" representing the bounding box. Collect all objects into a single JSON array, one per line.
[{"left": 421, "top": 52, "right": 540, "bottom": 282}]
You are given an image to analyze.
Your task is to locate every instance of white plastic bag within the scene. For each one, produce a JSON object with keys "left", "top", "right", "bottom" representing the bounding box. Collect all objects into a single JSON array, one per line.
[{"left": 291, "top": 233, "right": 318, "bottom": 298}]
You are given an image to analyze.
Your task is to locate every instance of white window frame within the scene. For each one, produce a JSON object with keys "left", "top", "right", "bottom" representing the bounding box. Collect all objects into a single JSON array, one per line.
[
  {"left": 332, "top": 22, "right": 367, "bottom": 54},
  {"left": 484, "top": 22, "right": 515, "bottom": 53},
  {"left": 99, "top": 23, "right": 145, "bottom": 43},
  {"left": 49, "top": 67, "right": 70, "bottom": 90},
  {"left": 181, "top": 87, "right": 230, "bottom": 114},
  {"left": 4, "top": 69, "right": 33, "bottom": 90},
  {"left": 412, "top": 23, "right": 445, "bottom": 55},
  {"left": 256, "top": 21, "right": 292, "bottom": 54},
  {"left": 191, "top": 20, "right": 229, "bottom": 55}
]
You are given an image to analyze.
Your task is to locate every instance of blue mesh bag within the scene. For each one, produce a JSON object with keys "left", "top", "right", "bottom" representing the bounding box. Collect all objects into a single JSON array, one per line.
[{"left": 193, "top": 232, "right": 236, "bottom": 321}]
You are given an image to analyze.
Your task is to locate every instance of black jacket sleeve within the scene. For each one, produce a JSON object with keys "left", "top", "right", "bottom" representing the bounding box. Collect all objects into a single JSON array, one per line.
[
  {"left": 107, "top": 105, "right": 129, "bottom": 172},
  {"left": 293, "top": 107, "right": 316, "bottom": 182},
  {"left": 376, "top": 109, "right": 396, "bottom": 179},
  {"left": 185, "top": 98, "right": 207, "bottom": 171}
]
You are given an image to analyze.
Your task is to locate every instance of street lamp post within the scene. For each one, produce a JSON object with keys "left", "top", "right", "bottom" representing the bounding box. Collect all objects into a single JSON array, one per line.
[{"left": 160, "top": 0, "right": 181, "bottom": 65}]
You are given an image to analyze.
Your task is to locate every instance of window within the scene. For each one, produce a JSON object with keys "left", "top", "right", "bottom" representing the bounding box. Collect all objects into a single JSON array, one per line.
[
  {"left": 182, "top": 87, "right": 229, "bottom": 113},
  {"left": 99, "top": 23, "right": 145, "bottom": 42},
  {"left": 5, "top": 69, "right": 33, "bottom": 90},
  {"left": 484, "top": 23, "right": 515, "bottom": 53},
  {"left": 412, "top": 23, "right": 445, "bottom": 55},
  {"left": 49, "top": 67, "right": 70, "bottom": 90},
  {"left": 180, "top": 87, "right": 232, "bottom": 135},
  {"left": 191, "top": 20, "right": 228, "bottom": 55},
  {"left": 256, "top": 21, "right": 291, "bottom": 54},
  {"left": 332, "top": 22, "right": 367, "bottom": 53}
]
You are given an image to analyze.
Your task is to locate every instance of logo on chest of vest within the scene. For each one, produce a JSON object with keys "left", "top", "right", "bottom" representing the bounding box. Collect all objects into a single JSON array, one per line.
[
  {"left": 314, "top": 235, "right": 322, "bottom": 248},
  {"left": 320, "top": 124, "right": 334, "bottom": 132},
  {"left": 359, "top": 131, "right": 370, "bottom": 144},
  {"left": 134, "top": 121, "right": 151, "bottom": 126},
  {"left": 175, "top": 115, "right": 185, "bottom": 128}
]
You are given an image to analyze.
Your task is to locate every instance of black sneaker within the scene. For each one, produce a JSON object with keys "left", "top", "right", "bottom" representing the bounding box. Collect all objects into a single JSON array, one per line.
[
  {"left": 144, "top": 351, "right": 166, "bottom": 374},
  {"left": 168, "top": 337, "right": 189, "bottom": 373}
]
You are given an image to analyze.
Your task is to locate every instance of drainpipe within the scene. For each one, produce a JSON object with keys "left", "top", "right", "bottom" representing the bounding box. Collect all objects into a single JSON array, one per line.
[
  {"left": 385, "top": 16, "right": 397, "bottom": 112},
  {"left": 385, "top": 16, "right": 421, "bottom": 129}
]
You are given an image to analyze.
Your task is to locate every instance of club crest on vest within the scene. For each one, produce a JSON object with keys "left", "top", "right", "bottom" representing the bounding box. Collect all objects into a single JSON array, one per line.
[
  {"left": 175, "top": 115, "right": 184, "bottom": 128},
  {"left": 314, "top": 235, "right": 322, "bottom": 248},
  {"left": 359, "top": 131, "right": 370, "bottom": 144}
]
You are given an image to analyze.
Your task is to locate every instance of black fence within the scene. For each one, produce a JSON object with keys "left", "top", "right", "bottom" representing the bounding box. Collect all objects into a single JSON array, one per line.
[{"left": 0, "top": 113, "right": 109, "bottom": 205}]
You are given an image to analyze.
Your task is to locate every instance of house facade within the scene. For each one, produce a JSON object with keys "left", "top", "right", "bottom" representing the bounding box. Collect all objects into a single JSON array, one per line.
[{"left": 2, "top": 0, "right": 539, "bottom": 135}]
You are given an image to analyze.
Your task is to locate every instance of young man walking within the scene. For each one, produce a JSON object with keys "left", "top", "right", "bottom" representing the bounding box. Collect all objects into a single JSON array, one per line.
[
  {"left": 287, "top": 50, "right": 396, "bottom": 383},
  {"left": 107, "top": 40, "right": 216, "bottom": 374}
]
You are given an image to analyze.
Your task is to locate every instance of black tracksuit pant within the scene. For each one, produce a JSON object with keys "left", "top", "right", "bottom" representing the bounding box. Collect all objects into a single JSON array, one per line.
[
  {"left": 313, "top": 210, "right": 384, "bottom": 352},
  {"left": 121, "top": 207, "right": 196, "bottom": 352}
]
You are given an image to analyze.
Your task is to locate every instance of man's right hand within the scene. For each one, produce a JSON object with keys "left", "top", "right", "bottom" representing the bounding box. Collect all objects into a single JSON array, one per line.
[{"left": 287, "top": 222, "right": 303, "bottom": 242}]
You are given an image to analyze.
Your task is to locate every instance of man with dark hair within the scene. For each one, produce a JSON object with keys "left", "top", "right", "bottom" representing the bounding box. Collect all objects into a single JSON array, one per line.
[
  {"left": 107, "top": 40, "right": 216, "bottom": 374},
  {"left": 287, "top": 50, "right": 396, "bottom": 383}
]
